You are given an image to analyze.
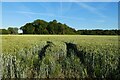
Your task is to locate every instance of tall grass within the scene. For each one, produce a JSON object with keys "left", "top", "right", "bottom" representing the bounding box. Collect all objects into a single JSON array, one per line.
[{"left": 1, "top": 35, "right": 119, "bottom": 79}]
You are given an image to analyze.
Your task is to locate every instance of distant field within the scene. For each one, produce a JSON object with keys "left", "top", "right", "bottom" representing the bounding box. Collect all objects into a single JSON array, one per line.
[{"left": 0, "top": 35, "right": 119, "bottom": 78}]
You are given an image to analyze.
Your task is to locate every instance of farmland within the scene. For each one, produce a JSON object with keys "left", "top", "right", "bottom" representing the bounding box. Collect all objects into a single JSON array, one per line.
[{"left": 0, "top": 35, "right": 120, "bottom": 79}]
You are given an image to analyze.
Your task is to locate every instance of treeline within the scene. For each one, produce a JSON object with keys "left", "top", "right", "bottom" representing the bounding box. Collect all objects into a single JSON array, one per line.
[
  {"left": 0, "top": 27, "right": 18, "bottom": 34},
  {"left": 0, "top": 19, "right": 120, "bottom": 35},
  {"left": 76, "top": 29, "right": 120, "bottom": 35}
]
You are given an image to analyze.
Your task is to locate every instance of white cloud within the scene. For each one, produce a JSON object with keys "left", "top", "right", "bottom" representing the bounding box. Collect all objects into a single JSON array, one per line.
[
  {"left": 96, "top": 20, "right": 105, "bottom": 23},
  {"left": 16, "top": 11, "right": 85, "bottom": 21},
  {"left": 16, "top": 11, "right": 55, "bottom": 18},
  {"left": 71, "top": 0, "right": 119, "bottom": 2},
  {"left": 77, "top": 3, "right": 107, "bottom": 18},
  {"left": 59, "top": 16, "right": 85, "bottom": 21},
  {"left": 1, "top": 0, "right": 119, "bottom": 2}
]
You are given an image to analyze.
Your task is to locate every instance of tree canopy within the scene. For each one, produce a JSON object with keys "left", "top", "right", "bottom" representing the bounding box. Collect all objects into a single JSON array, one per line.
[
  {"left": 0, "top": 27, "right": 18, "bottom": 34},
  {"left": 20, "top": 19, "right": 76, "bottom": 34},
  {"left": 0, "top": 19, "right": 120, "bottom": 35}
]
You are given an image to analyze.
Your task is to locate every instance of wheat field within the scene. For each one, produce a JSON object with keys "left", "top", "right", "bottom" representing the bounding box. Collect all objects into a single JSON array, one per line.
[{"left": 0, "top": 35, "right": 119, "bottom": 79}]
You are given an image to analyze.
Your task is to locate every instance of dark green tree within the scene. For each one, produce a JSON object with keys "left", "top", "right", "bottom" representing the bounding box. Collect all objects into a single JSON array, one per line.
[
  {"left": 0, "top": 29, "right": 9, "bottom": 34},
  {"left": 33, "top": 19, "right": 48, "bottom": 34},
  {"left": 20, "top": 23, "right": 35, "bottom": 34},
  {"left": 8, "top": 27, "right": 18, "bottom": 34},
  {"left": 20, "top": 19, "right": 76, "bottom": 34}
]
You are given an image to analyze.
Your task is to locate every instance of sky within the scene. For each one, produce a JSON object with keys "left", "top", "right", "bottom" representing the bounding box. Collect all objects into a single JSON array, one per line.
[
  {"left": 1, "top": 0, "right": 120, "bottom": 2},
  {"left": 1, "top": 2, "right": 118, "bottom": 30}
]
